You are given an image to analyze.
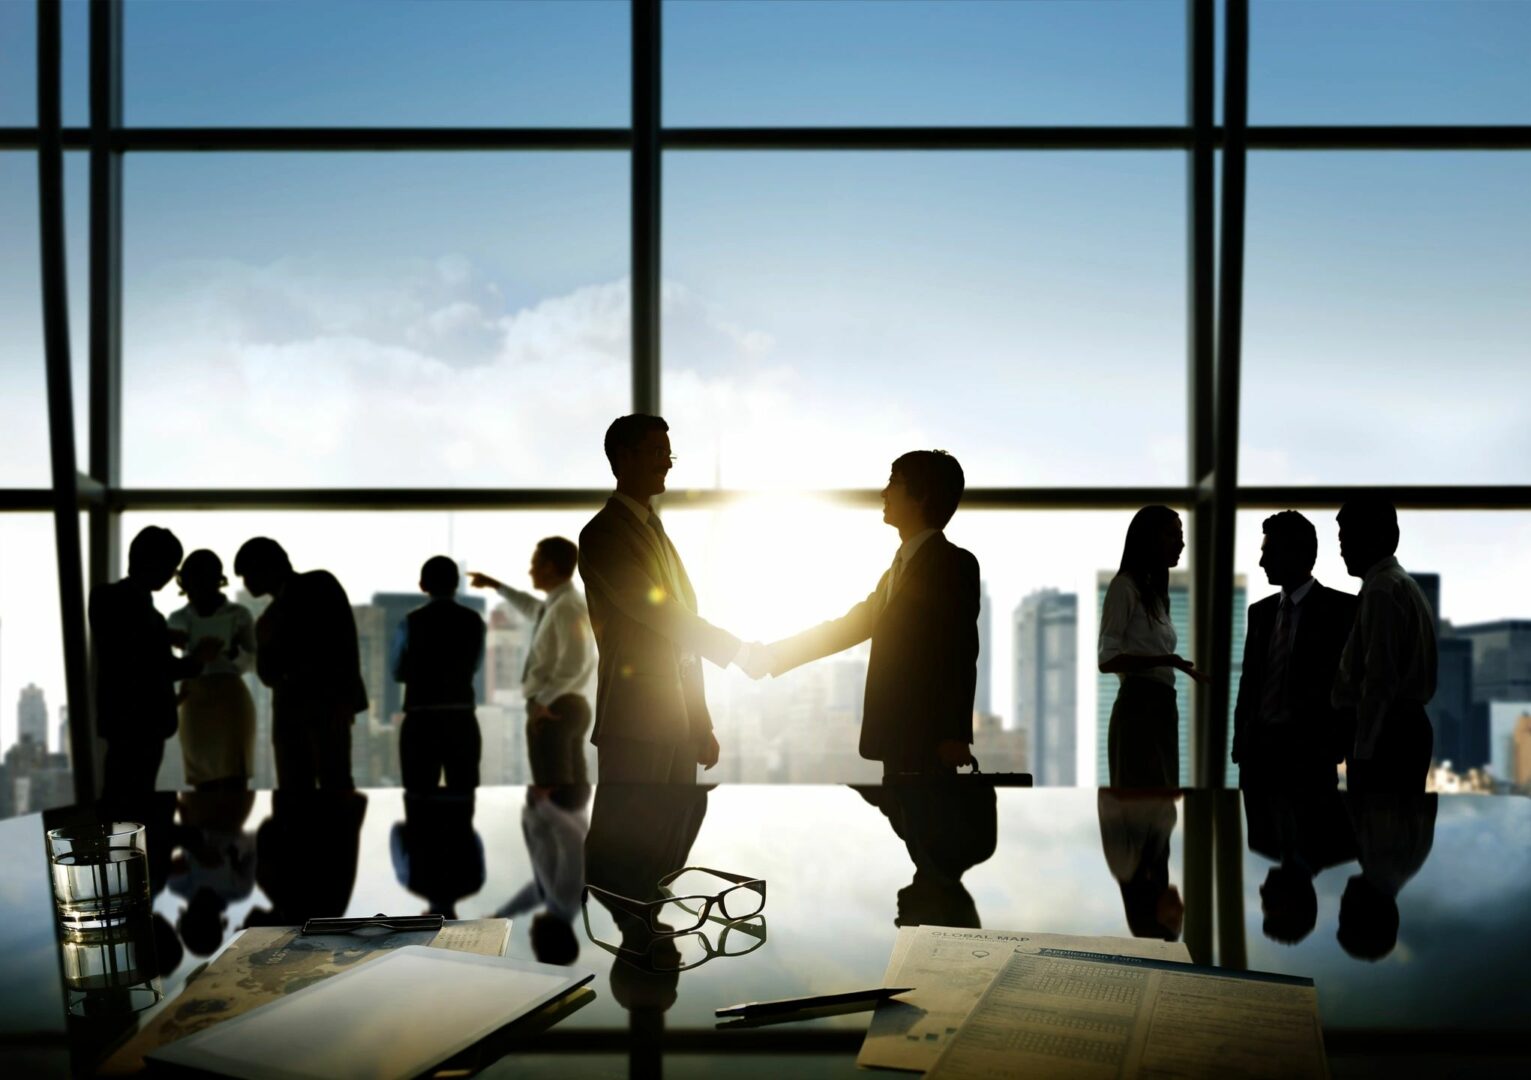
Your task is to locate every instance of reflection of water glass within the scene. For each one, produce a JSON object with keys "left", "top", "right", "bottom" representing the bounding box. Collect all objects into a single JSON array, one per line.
[{"left": 47, "top": 822, "right": 162, "bottom": 1015}]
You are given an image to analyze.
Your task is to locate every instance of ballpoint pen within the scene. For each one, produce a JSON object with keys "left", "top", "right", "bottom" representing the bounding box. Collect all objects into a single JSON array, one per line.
[{"left": 716, "top": 986, "right": 915, "bottom": 1020}]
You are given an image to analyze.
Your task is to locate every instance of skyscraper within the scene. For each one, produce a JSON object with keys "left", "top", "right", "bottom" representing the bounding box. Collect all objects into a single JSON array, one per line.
[
  {"left": 1094, "top": 571, "right": 1246, "bottom": 786},
  {"left": 1453, "top": 621, "right": 1531, "bottom": 704},
  {"left": 1012, "top": 590, "right": 1077, "bottom": 786},
  {"left": 975, "top": 581, "right": 992, "bottom": 718},
  {"left": 17, "top": 684, "right": 46, "bottom": 749}
]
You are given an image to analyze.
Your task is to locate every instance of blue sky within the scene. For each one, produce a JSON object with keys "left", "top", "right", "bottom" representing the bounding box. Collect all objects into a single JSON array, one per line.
[{"left": 1, "top": 0, "right": 1529, "bottom": 764}]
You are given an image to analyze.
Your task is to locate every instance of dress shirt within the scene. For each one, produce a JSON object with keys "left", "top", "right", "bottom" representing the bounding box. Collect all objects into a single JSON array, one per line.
[
  {"left": 1281, "top": 576, "right": 1317, "bottom": 636},
  {"left": 496, "top": 580, "right": 595, "bottom": 707},
  {"left": 1332, "top": 556, "right": 1438, "bottom": 760},
  {"left": 886, "top": 528, "right": 938, "bottom": 608},
  {"left": 498, "top": 795, "right": 589, "bottom": 924},
  {"left": 168, "top": 598, "right": 257, "bottom": 678},
  {"left": 1097, "top": 574, "right": 1178, "bottom": 688}
]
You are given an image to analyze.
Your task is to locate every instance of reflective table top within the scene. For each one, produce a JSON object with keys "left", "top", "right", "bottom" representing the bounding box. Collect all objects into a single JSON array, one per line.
[{"left": 3, "top": 785, "right": 1528, "bottom": 1078}]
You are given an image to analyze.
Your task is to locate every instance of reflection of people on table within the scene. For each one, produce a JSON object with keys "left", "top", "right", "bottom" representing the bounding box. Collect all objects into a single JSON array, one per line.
[
  {"left": 169, "top": 550, "right": 259, "bottom": 792},
  {"left": 390, "top": 791, "right": 485, "bottom": 918},
  {"left": 1338, "top": 793, "right": 1438, "bottom": 961},
  {"left": 585, "top": 782, "right": 714, "bottom": 1078},
  {"left": 855, "top": 781, "right": 996, "bottom": 928},
  {"left": 1097, "top": 791, "right": 1183, "bottom": 941},
  {"left": 1242, "top": 790, "right": 1357, "bottom": 945},
  {"left": 497, "top": 783, "right": 591, "bottom": 964},
  {"left": 244, "top": 790, "right": 367, "bottom": 927},
  {"left": 169, "top": 790, "right": 257, "bottom": 957}
]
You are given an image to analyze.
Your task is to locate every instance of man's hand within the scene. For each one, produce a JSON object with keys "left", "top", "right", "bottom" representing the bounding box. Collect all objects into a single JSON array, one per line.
[
  {"left": 735, "top": 642, "right": 776, "bottom": 681},
  {"left": 937, "top": 739, "right": 974, "bottom": 769},
  {"left": 467, "top": 571, "right": 503, "bottom": 591},
  {"left": 529, "top": 701, "right": 556, "bottom": 722},
  {"left": 697, "top": 731, "right": 721, "bottom": 770}
]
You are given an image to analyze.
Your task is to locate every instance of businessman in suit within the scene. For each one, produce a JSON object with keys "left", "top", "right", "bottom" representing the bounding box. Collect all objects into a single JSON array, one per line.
[
  {"left": 577, "top": 414, "right": 757, "bottom": 783},
  {"left": 234, "top": 537, "right": 369, "bottom": 791},
  {"left": 90, "top": 526, "right": 220, "bottom": 798},
  {"left": 1233, "top": 511, "right": 1359, "bottom": 789},
  {"left": 758, "top": 450, "right": 980, "bottom": 777}
]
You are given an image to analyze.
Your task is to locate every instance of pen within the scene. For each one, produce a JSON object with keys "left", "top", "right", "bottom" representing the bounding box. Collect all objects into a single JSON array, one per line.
[{"left": 716, "top": 987, "right": 915, "bottom": 1019}]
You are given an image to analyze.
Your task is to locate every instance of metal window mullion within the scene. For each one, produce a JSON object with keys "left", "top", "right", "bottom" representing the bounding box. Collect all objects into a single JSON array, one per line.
[
  {"left": 1202, "top": 0, "right": 1251, "bottom": 788},
  {"left": 631, "top": 0, "right": 660, "bottom": 415},
  {"left": 88, "top": 0, "right": 123, "bottom": 595},
  {"left": 38, "top": 0, "right": 96, "bottom": 804}
]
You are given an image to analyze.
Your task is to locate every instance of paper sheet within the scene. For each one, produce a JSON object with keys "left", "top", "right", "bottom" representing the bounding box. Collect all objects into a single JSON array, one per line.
[
  {"left": 101, "top": 919, "right": 510, "bottom": 1075},
  {"left": 926, "top": 949, "right": 1328, "bottom": 1080},
  {"left": 858, "top": 927, "right": 1191, "bottom": 1073}
]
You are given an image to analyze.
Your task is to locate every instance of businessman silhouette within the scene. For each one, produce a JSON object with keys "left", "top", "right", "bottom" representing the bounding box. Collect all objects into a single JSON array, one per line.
[
  {"left": 1233, "top": 511, "right": 1359, "bottom": 789},
  {"left": 757, "top": 451, "right": 978, "bottom": 777},
  {"left": 577, "top": 415, "right": 756, "bottom": 783}
]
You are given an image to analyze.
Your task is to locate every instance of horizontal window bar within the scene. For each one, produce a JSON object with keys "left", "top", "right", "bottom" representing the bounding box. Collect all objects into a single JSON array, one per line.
[
  {"left": 97, "top": 486, "right": 1531, "bottom": 512},
  {"left": 3, "top": 126, "right": 1528, "bottom": 153}
]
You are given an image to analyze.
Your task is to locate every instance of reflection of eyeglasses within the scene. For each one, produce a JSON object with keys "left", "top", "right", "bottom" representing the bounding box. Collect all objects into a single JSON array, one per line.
[
  {"left": 584, "top": 866, "right": 766, "bottom": 935},
  {"left": 582, "top": 908, "right": 767, "bottom": 973}
]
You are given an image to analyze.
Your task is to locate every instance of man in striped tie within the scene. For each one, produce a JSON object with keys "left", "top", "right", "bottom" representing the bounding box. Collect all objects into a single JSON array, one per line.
[{"left": 1232, "top": 511, "right": 1359, "bottom": 789}]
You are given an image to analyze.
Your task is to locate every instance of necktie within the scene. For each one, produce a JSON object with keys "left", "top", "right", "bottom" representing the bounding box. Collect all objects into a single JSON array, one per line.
[
  {"left": 1260, "top": 595, "right": 1292, "bottom": 723},
  {"left": 886, "top": 551, "right": 904, "bottom": 608}
]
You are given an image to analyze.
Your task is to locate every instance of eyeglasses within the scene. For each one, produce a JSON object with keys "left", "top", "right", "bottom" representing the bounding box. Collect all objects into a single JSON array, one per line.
[
  {"left": 583, "top": 866, "right": 766, "bottom": 936},
  {"left": 582, "top": 908, "right": 767, "bottom": 973}
]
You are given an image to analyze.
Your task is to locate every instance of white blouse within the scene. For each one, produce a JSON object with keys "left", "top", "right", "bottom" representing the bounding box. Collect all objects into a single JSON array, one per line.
[
  {"left": 1097, "top": 573, "right": 1177, "bottom": 687},
  {"left": 168, "top": 599, "right": 257, "bottom": 679}
]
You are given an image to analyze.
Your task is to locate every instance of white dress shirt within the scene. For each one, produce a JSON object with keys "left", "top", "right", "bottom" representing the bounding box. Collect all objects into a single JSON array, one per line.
[
  {"left": 496, "top": 579, "right": 595, "bottom": 707},
  {"left": 1097, "top": 573, "right": 1177, "bottom": 687},
  {"left": 168, "top": 599, "right": 256, "bottom": 678},
  {"left": 1332, "top": 556, "right": 1438, "bottom": 760}
]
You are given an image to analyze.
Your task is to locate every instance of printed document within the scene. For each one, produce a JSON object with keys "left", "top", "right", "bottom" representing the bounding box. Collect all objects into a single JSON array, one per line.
[
  {"left": 859, "top": 927, "right": 1190, "bottom": 1072},
  {"left": 926, "top": 949, "right": 1327, "bottom": 1080}
]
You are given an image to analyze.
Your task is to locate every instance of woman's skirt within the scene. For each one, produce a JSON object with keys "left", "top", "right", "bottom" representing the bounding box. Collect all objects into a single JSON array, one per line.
[
  {"left": 179, "top": 673, "right": 257, "bottom": 787},
  {"left": 1107, "top": 677, "right": 1179, "bottom": 788}
]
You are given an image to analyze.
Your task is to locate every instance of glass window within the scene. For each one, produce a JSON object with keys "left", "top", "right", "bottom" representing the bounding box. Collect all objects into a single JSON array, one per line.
[
  {"left": 0, "top": 514, "right": 71, "bottom": 819},
  {"left": 664, "top": 0, "right": 1183, "bottom": 126},
  {"left": 1250, "top": 0, "right": 1531, "bottom": 124},
  {"left": 0, "top": 0, "right": 90, "bottom": 128},
  {"left": 662, "top": 152, "right": 1186, "bottom": 490},
  {"left": 122, "top": 153, "right": 629, "bottom": 487},
  {"left": 123, "top": 0, "right": 629, "bottom": 127},
  {"left": 1240, "top": 153, "right": 1531, "bottom": 485}
]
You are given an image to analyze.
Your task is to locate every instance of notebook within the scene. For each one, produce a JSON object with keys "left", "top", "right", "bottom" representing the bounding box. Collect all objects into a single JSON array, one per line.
[{"left": 146, "top": 946, "right": 592, "bottom": 1080}]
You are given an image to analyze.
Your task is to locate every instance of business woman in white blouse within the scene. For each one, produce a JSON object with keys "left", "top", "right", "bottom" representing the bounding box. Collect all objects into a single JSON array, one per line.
[
  {"left": 169, "top": 550, "right": 258, "bottom": 790},
  {"left": 1098, "top": 506, "right": 1209, "bottom": 787}
]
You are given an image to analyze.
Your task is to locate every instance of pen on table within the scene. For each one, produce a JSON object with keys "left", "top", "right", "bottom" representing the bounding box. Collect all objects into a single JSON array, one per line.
[{"left": 715, "top": 987, "right": 916, "bottom": 1020}]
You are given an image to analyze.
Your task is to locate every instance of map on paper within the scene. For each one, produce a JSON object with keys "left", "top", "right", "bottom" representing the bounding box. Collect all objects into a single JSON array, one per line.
[{"left": 101, "top": 919, "right": 510, "bottom": 1075}]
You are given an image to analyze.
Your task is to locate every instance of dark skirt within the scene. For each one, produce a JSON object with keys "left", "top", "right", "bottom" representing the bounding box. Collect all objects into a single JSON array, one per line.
[{"left": 1108, "top": 678, "right": 1179, "bottom": 788}]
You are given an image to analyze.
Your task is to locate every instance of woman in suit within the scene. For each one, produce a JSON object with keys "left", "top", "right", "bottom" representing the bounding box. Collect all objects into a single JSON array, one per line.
[{"left": 1098, "top": 506, "right": 1209, "bottom": 787}]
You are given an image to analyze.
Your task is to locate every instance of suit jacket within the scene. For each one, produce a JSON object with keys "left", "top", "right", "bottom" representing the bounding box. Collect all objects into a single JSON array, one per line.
[
  {"left": 255, "top": 569, "right": 369, "bottom": 719},
  {"left": 394, "top": 598, "right": 486, "bottom": 711},
  {"left": 771, "top": 533, "right": 979, "bottom": 767},
  {"left": 578, "top": 498, "right": 739, "bottom": 747},
  {"left": 89, "top": 578, "right": 200, "bottom": 741},
  {"left": 1233, "top": 582, "right": 1359, "bottom": 775}
]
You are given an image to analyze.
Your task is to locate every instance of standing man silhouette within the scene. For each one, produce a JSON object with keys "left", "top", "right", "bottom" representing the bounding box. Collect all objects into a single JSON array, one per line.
[
  {"left": 470, "top": 537, "right": 594, "bottom": 787},
  {"left": 1233, "top": 511, "right": 1359, "bottom": 789},
  {"left": 234, "top": 537, "right": 368, "bottom": 791},
  {"left": 577, "top": 415, "right": 757, "bottom": 783},
  {"left": 1331, "top": 498, "right": 1437, "bottom": 793},
  {"left": 393, "top": 556, "right": 486, "bottom": 792},
  {"left": 90, "top": 526, "right": 219, "bottom": 798},
  {"left": 757, "top": 451, "right": 980, "bottom": 778}
]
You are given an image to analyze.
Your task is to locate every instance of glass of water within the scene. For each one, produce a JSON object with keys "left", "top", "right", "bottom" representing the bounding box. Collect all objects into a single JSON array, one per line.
[{"left": 47, "top": 821, "right": 162, "bottom": 1015}]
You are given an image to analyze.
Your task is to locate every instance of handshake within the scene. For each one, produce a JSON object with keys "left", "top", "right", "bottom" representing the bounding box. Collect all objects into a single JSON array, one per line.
[{"left": 733, "top": 641, "right": 780, "bottom": 681}]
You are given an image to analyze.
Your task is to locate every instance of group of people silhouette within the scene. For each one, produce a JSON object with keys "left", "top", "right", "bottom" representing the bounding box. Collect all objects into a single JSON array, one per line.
[{"left": 89, "top": 412, "right": 1440, "bottom": 803}]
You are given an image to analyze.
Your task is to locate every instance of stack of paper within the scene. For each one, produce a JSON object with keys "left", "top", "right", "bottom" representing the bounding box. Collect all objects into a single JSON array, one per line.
[{"left": 860, "top": 926, "right": 1191, "bottom": 1073}]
